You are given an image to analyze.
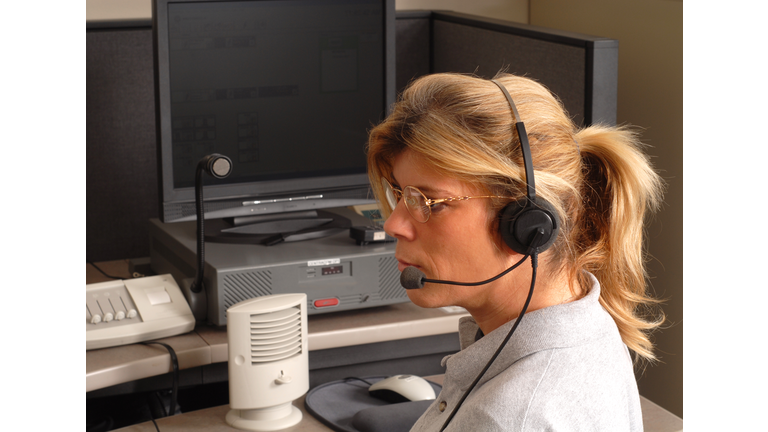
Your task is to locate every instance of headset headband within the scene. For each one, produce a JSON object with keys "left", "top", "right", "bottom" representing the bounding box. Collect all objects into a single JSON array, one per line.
[{"left": 490, "top": 79, "right": 536, "bottom": 202}]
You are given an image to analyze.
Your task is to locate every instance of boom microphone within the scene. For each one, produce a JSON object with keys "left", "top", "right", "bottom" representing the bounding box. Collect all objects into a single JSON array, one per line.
[
  {"left": 400, "top": 255, "right": 529, "bottom": 290},
  {"left": 399, "top": 228, "right": 545, "bottom": 290}
]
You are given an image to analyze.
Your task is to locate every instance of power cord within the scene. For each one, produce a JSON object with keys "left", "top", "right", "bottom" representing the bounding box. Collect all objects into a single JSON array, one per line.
[
  {"left": 141, "top": 341, "right": 180, "bottom": 421},
  {"left": 87, "top": 261, "right": 123, "bottom": 280},
  {"left": 149, "top": 417, "right": 161, "bottom": 432},
  {"left": 342, "top": 377, "right": 374, "bottom": 386}
]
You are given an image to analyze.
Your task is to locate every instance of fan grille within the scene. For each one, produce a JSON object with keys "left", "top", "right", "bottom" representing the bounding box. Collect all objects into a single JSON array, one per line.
[
  {"left": 223, "top": 271, "right": 273, "bottom": 310},
  {"left": 249, "top": 306, "right": 302, "bottom": 364},
  {"left": 379, "top": 255, "right": 406, "bottom": 300}
]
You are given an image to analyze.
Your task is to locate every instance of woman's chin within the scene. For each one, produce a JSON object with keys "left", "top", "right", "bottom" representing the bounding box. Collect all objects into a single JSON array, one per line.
[{"left": 406, "top": 285, "right": 451, "bottom": 309}]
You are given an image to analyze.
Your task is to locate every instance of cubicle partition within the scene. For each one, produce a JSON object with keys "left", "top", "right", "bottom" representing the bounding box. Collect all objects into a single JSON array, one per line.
[
  {"left": 398, "top": 11, "right": 618, "bottom": 127},
  {"left": 86, "top": 9, "right": 617, "bottom": 264}
]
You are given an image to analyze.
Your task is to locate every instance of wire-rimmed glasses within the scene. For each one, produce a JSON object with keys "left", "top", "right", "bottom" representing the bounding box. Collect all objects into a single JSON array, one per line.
[{"left": 381, "top": 177, "right": 512, "bottom": 223}]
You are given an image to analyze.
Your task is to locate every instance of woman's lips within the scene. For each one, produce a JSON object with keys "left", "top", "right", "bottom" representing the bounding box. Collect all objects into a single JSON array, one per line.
[{"left": 397, "top": 260, "right": 418, "bottom": 272}]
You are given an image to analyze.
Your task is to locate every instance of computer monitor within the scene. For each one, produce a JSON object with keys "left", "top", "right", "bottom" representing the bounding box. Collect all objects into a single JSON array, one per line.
[{"left": 152, "top": 0, "right": 396, "bottom": 241}]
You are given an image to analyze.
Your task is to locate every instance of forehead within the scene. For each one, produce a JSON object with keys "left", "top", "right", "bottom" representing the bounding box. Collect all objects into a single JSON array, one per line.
[{"left": 391, "top": 150, "right": 482, "bottom": 196}]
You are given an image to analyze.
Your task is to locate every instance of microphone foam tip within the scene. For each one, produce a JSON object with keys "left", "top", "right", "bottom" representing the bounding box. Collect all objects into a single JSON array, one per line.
[{"left": 400, "top": 266, "right": 426, "bottom": 290}]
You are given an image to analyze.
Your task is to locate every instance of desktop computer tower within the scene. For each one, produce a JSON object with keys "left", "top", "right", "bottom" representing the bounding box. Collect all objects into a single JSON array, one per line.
[{"left": 149, "top": 207, "right": 407, "bottom": 326}]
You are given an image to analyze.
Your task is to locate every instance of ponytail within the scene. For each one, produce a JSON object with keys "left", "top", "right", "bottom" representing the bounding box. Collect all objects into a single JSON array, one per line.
[{"left": 571, "top": 125, "right": 665, "bottom": 361}]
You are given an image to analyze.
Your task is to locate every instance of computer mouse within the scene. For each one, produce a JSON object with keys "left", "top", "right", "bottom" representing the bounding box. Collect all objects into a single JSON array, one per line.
[{"left": 368, "top": 375, "right": 437, "bottom": 403}]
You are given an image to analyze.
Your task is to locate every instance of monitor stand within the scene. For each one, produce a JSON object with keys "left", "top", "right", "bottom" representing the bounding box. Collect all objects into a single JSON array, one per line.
[{"left": 204, "top": 209, "right": 352, "bottom": 245}]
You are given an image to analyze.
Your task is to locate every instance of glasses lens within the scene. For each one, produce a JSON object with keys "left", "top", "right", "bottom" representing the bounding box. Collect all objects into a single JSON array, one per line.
[
  {"left": 403, "top": 186, "right": 431, "bottom": 222},
  {"left": 381, "top": 178, "right": 398, "bottom": 211}
]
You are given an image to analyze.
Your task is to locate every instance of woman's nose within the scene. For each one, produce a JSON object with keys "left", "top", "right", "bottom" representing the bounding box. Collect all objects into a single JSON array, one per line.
[{"left": 383, "top": 199, "right": 415, "bottom": 241}]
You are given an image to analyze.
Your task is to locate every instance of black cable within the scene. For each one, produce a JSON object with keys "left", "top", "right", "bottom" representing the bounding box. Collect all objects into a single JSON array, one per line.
[
  {"left": 141, "top": 341, "right": 180, "bottom": 419},
  {"left": 439, "top": 252, "right": 539, "bottom": 432},
  {"left": 154, "top": 389, "right": 171, "bottom": 418},
  {"left": 87, "top": 261, "right": 123, "bottom": 280},
  {"left": 145, "top": 397, "right": 162, "bottom": 432},
  {"left": 421, "top": 254, "right": 528, "bottom": 287},
  {"left": 342, "top": 376, "right": 374, "bottom": 386}
]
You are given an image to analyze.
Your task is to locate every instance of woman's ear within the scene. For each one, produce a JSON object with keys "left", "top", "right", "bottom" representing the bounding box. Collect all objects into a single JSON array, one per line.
[{"left": 489, "top": 209, "right": 521, "bottom": 257}]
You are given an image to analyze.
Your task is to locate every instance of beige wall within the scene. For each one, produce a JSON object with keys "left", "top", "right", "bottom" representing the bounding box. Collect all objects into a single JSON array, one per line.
[
  {"left": 86, "top": 0, "right": 530, "bottom": 22},
  {"left": 86, "top": 0, "right": 150, "bottom": 21},
  {"left": 530, "top": 0, "right": 684, "bottom": 418},
  {"left": 396, "top": 0, "right": 527, "bottom": 22}
]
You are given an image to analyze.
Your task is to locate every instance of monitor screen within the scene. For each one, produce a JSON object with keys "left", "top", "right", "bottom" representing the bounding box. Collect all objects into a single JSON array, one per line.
[{"left": 153, "top": 0, "right": 395, "bottom": 224}]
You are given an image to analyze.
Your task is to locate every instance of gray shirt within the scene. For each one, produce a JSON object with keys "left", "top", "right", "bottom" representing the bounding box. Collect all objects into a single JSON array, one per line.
[{"left": 410, "top": 273, "right": 643, "bottom": 431}]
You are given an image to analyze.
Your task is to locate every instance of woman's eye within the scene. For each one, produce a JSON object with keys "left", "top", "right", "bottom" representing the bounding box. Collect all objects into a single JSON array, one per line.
[{"left": 429, "top": 202, "right": 448, "bottom": 213}]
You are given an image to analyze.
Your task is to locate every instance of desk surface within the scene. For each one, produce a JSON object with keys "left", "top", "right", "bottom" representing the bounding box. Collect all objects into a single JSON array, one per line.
[
  {"left": 112, "top": 374, "right": 683, "bottom": 432},
  {"left": 86, "top": 261, "right": 470, "bottom": 392},
  {"left": 111, "top": 395, "right": 331, "bottom": 432}
]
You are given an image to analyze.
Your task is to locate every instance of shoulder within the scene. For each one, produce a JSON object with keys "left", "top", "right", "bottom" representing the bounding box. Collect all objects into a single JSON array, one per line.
[
  {"left": 439, "top": 274, "right": 643, "bottom": 431},
  {"left": 447, "top": 347, "right": 642, "bottom": 431},
  {"left": 517, "top": 346, "right": 642, "bottom": 431}
]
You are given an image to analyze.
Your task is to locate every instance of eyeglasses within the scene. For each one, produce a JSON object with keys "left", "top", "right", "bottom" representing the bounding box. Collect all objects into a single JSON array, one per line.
[{"left": 381, "top": 177, "right": 513, "bottom": 223}]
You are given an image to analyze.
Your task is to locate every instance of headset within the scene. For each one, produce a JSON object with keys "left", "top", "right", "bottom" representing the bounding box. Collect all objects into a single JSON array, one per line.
[{"left": 491, "top": 79, "right": 560, "bottom": 255}]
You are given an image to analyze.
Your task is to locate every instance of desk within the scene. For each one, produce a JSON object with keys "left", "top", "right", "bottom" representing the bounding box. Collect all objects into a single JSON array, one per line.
[
  {"left": 87, "top": 261, "right": 469, "bottom": 393},
  {"left": 110, "top": 394, "right": 332, "bottom": 432},
  {"left": 112, "top": 374, "right": 683, "bottom": 432}
]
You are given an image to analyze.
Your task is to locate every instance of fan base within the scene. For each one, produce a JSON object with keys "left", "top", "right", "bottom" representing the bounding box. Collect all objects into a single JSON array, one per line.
[{"left": 226, "top": 403, "right": 302, "bottom": 431}]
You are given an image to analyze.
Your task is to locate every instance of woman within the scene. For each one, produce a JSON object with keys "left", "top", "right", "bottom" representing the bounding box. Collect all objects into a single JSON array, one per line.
[{"left": 366, "top": 73, "right": 664, "bottom": 431}]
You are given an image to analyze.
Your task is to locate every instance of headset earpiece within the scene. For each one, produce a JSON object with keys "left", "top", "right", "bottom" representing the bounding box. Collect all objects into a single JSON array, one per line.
[{"left": 499, "top": 198, "right": 559, "bottom": 255}]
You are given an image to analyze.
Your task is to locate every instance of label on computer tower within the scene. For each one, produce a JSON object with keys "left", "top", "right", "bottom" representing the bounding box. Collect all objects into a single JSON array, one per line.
[{"left": 308, "top": 258, "right": 341, "bottom": 267}]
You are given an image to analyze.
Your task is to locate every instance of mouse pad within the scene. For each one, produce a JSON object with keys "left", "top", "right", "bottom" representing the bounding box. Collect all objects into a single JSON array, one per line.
[{"left": 304, "top": 376, "right": 442, "bottom": 432}]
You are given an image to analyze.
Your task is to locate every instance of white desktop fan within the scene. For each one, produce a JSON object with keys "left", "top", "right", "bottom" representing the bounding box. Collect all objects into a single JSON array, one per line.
[{"left": 226, "top": 293, "right": 309, "bottom": 431}]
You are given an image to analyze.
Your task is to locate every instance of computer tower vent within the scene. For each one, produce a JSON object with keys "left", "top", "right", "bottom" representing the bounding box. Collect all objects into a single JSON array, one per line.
[
  {"left": 249, "top": 306, "right": 303, "bottom": 364},
  {"left": 222, "top": 271, "right": 273, "bottom": 310},
  {"left": 378, "top": 256, "right": 407, "bottom": 300},
  {"left": 341, "top": 293, "right": 382, "bottom": 305}
]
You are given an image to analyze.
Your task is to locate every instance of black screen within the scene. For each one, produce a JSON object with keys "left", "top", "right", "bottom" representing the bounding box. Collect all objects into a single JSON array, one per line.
[{"left": 166, "top": 0, "right": 384, "bottom": 189}]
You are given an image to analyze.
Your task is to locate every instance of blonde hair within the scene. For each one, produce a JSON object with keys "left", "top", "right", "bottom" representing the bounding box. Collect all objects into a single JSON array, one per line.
[{"left": 367, "top": 73, "right": 665, "bottom": 362}]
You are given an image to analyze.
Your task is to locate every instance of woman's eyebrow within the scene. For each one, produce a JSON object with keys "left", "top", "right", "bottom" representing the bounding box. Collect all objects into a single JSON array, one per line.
[
  {"left": 406, "top": 183, "right": 455, "bottom": 197},
  {"left": 390, "top": 174, "right": 456, "bottom": 197},
  {"left": 418, "top": 185, "right": 452, "bottom": 196}
]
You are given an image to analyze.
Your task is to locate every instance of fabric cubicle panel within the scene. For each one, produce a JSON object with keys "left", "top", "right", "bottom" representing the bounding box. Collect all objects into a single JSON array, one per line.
[
  {"left": 87, "top": 27, "right": 157, "bottom": 262},
  {"left": 432, "top": 19, "right": 586, "bottom": 125},
  {"left": 428, "top": 11, "right": 618, "bottom": 127},
  {"left": 393, "top": 11, "right": 431, "bottom": 94}
]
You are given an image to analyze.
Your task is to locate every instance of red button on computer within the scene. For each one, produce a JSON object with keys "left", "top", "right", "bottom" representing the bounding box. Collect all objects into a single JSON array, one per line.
[{"left": 314, "top": 298, "right": 339, "bottom": 308}]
